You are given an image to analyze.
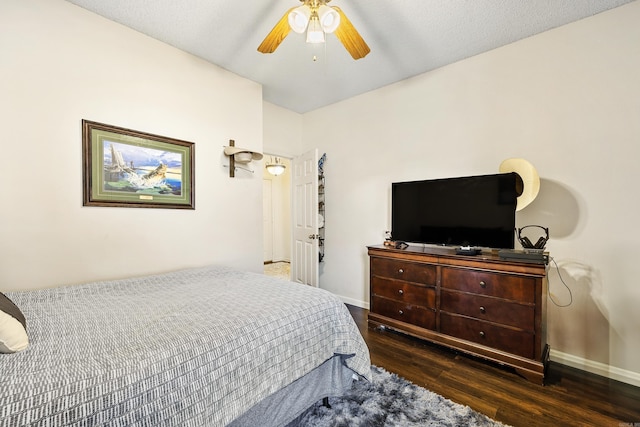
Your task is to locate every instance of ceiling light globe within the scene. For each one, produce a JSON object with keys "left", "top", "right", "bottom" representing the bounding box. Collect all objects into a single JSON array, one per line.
[
  {"left": 306, "top": 17, "right": 325, "bottom": 44},
  {"left": 317, "top": 5, "right": 340, "bottom": 33},
  {"left": 266, "top": 164, "right": 286, "bottom": 176},
  {"left": 288, "top": 6, "right": 311, "bottom": 33}
]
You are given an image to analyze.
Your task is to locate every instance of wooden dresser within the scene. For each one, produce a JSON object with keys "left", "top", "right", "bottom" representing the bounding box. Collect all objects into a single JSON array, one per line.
[{"left": 368, "top": 244, "right": 549, "bottom": 384}]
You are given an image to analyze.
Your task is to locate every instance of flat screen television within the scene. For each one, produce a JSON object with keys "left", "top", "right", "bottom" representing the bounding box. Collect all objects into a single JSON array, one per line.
[{"left": 391, "top": 173, "right": 519, "bottom": 249}]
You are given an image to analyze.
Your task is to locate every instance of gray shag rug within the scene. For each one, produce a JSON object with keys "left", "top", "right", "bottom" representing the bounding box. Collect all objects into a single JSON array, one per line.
[{"left": 288, "top": 366, "right": 508, "bottom": 427}]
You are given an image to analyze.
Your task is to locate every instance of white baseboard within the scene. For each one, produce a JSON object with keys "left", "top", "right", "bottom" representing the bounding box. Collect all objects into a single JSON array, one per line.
[
  {"left": 337, "top": 295, "right": 369, "bottom": 310},
  {"left": 550, "top": 349, "right": 640, "bottom": 388}
]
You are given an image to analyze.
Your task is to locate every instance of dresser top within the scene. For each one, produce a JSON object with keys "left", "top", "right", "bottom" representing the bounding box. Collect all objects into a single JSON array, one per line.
[{"left": 367, "top": 244, "right": 548, "bottom": 276}]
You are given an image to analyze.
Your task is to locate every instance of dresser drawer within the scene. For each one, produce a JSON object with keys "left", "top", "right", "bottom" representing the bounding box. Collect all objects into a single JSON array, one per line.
[
  {"left": 440, "top": 313, "right": 535, "bottom": 359},
  {"left": 371, "top": 257, "right": 436, "bottom": 286},
  {"left": 441, "top": 267, "right": 535, "bottom": 303},
  {"left": 371, "top": 277, "right": 436, "bottom": 309},
  {"left": 440, "top": 291, "right": 534, "bottom": 330},
  {"left": 372, "top": 296, "right": 436, "bottom": 330}
]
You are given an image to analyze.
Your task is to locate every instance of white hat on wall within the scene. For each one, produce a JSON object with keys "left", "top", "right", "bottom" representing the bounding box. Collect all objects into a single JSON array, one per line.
[
  {"left": 223, "top": 146, "right": 263, "bottom": 163},
  {"left": 499, "top": 158, "right": 540, "bottom": 211}
]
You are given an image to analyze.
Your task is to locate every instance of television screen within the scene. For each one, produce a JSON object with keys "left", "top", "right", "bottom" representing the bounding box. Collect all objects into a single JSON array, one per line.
[{"left": 391, "top": 173, "right": 518, "bottom": 249}]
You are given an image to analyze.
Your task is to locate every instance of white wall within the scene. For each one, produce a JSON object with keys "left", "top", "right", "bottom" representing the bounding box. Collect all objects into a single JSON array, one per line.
[
  {"left": 298, "top": 3, "right": 640, "bottom": 385},
  {"left": 263, "top": 102, "right": 303, "bottom": 158},
  {"left": 0, "top": 0, "right": 264, "bottom": 290}
]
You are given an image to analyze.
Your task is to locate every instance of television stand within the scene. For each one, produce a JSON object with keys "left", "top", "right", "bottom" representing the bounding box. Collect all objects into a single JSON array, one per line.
[
  {"left": 367, "top": 244, "right": 549, "bottom": 384},
  {"left": 455, "top": 246, "right": 481, "bottom": 256}
]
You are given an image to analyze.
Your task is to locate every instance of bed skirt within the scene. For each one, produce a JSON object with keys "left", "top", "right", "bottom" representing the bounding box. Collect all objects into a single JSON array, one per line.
[{"left": 230, "top": 354, "right": 362, "bottom": 426}]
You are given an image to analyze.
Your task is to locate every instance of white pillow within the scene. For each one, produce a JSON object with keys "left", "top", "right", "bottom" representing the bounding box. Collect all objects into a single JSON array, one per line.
[{"left": 0, "top": 292, "right": 29, "bottom": 353}]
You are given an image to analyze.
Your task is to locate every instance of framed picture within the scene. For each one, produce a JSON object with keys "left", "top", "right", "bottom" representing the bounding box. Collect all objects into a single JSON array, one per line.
[{"left": 82, "top": 120, "right": 195, "bottom": 209}]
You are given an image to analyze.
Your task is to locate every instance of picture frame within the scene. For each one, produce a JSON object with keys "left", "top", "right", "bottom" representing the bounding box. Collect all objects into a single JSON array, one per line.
[{"left": 82, "top": 120, "right": 195, "bottom": 209}]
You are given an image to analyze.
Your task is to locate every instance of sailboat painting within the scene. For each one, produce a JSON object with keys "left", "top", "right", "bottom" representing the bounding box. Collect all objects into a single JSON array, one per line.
[
  {"left": 82, "top": 120, "right": 194, "bottom": 209},
  {"left": 103, "top": 141, "right": 183, "bottom": 196}
]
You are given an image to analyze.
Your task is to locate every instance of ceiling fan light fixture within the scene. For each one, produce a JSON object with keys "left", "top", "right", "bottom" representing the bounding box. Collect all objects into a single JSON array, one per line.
[
  {"left": 317, "top": 5, "right": 340, "bottom": 33},
  {"left": 257, "top": 1, "right": 369, "bottom": 60},
  {"left": 288, "top": 5, "right": 311, "bottom": 33},
  {"left": 306, "top": 15, "right": 325, "bottom": 44}
]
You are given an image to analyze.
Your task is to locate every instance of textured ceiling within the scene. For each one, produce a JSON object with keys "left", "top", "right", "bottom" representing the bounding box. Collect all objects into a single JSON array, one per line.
[{"left": 65, "top": 0, "right": 634, "bottom": 113}]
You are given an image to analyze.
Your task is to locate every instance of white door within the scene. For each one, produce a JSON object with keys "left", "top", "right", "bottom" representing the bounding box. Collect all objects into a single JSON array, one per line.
[
  {"left": 292, "top": 149, "right": 319, "bottom": 287},
  {"left": 263, "top": 179, "right": 273, "bottom": 263}
]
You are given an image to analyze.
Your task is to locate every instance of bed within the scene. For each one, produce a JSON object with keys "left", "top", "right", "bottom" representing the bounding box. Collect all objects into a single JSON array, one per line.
[{"left": 0, "top": 264, "right": 372, "bottom": 426}]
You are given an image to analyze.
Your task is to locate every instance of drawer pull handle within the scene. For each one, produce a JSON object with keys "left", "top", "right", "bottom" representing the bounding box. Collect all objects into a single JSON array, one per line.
[
  {"left": 479, "top": 331, "right": 486, "bottom": 338},
  {"left": 398, "top": 310, "right": 404, "bottom": 315},
  {"left": 479, "top": 306, "right": 486, "bottom": 314},
  {"left": 398, "top": 269, "right": 404, "bottom": 274},
  {"left": 479, "top": 281, "right": 487, "bottom": 288},
  {"left": 398, "top": 289, "right": 404, "bottom": 295}
]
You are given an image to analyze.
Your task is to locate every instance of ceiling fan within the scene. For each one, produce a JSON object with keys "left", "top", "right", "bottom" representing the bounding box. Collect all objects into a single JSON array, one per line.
[{"left": 257, "top": 0, "right": 370, "bottom": 60}]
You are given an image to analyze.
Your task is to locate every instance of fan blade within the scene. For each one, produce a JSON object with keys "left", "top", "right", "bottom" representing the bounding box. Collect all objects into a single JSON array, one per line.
[
  {"left": 258, "top": 8, "right": 295, "bottom": 54},
  {"left": 332, "top": 7, "right": 370, "bottom": 60}
]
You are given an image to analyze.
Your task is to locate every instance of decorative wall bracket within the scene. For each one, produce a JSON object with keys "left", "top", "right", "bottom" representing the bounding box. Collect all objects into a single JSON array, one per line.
[{"left": 223, "top": 139, "right": 263, "bottom": 177}]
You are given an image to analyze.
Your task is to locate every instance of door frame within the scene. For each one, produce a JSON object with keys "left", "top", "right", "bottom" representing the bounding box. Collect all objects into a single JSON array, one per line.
[{"left": 262, "top": 153, "right": 293, "bottom": 267}]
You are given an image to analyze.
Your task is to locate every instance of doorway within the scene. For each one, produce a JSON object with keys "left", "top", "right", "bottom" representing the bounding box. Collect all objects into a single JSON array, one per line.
[{"left": 263, "top": 156, "right": 292, "bottom": 279}]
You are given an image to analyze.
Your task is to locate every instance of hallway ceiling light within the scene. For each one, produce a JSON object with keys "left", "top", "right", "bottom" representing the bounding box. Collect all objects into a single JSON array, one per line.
[{"left": 266, "top": 157, "right": 286, "bottom": 176}]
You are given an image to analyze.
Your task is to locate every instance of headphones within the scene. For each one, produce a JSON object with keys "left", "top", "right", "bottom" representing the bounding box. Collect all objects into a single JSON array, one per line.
[{"left": 517, "top": 225, "right": 549, "bottom": 250}]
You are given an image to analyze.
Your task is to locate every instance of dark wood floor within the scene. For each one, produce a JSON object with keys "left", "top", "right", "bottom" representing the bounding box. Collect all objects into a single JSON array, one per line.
[{"left": 347, "top": 304, "right": 640, "bottom": 427}]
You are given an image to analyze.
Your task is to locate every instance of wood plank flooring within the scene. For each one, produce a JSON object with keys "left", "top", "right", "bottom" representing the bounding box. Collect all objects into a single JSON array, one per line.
[{"left": 347, "top": 304, "right": 640, "bottom": 427}]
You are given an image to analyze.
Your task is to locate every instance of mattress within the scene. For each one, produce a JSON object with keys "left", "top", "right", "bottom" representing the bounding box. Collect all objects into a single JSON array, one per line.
[{"left": 0, "top": 265, "right": 371, "bottom": 426}]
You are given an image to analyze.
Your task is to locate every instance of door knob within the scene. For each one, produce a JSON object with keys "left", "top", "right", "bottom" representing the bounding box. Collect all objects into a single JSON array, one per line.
[{"left": 308, "top": 234, "right": 320, "bottom": 239}]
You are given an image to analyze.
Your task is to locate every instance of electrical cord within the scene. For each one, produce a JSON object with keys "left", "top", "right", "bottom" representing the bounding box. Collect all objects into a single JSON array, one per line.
[{"left": 548, "top": 256, "right": 573, "bottom": 307}]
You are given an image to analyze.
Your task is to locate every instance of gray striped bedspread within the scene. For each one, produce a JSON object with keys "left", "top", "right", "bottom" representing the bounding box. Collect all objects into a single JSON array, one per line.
[{"left": 0, "top": 265, "right": 371, "bottom": 426}]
